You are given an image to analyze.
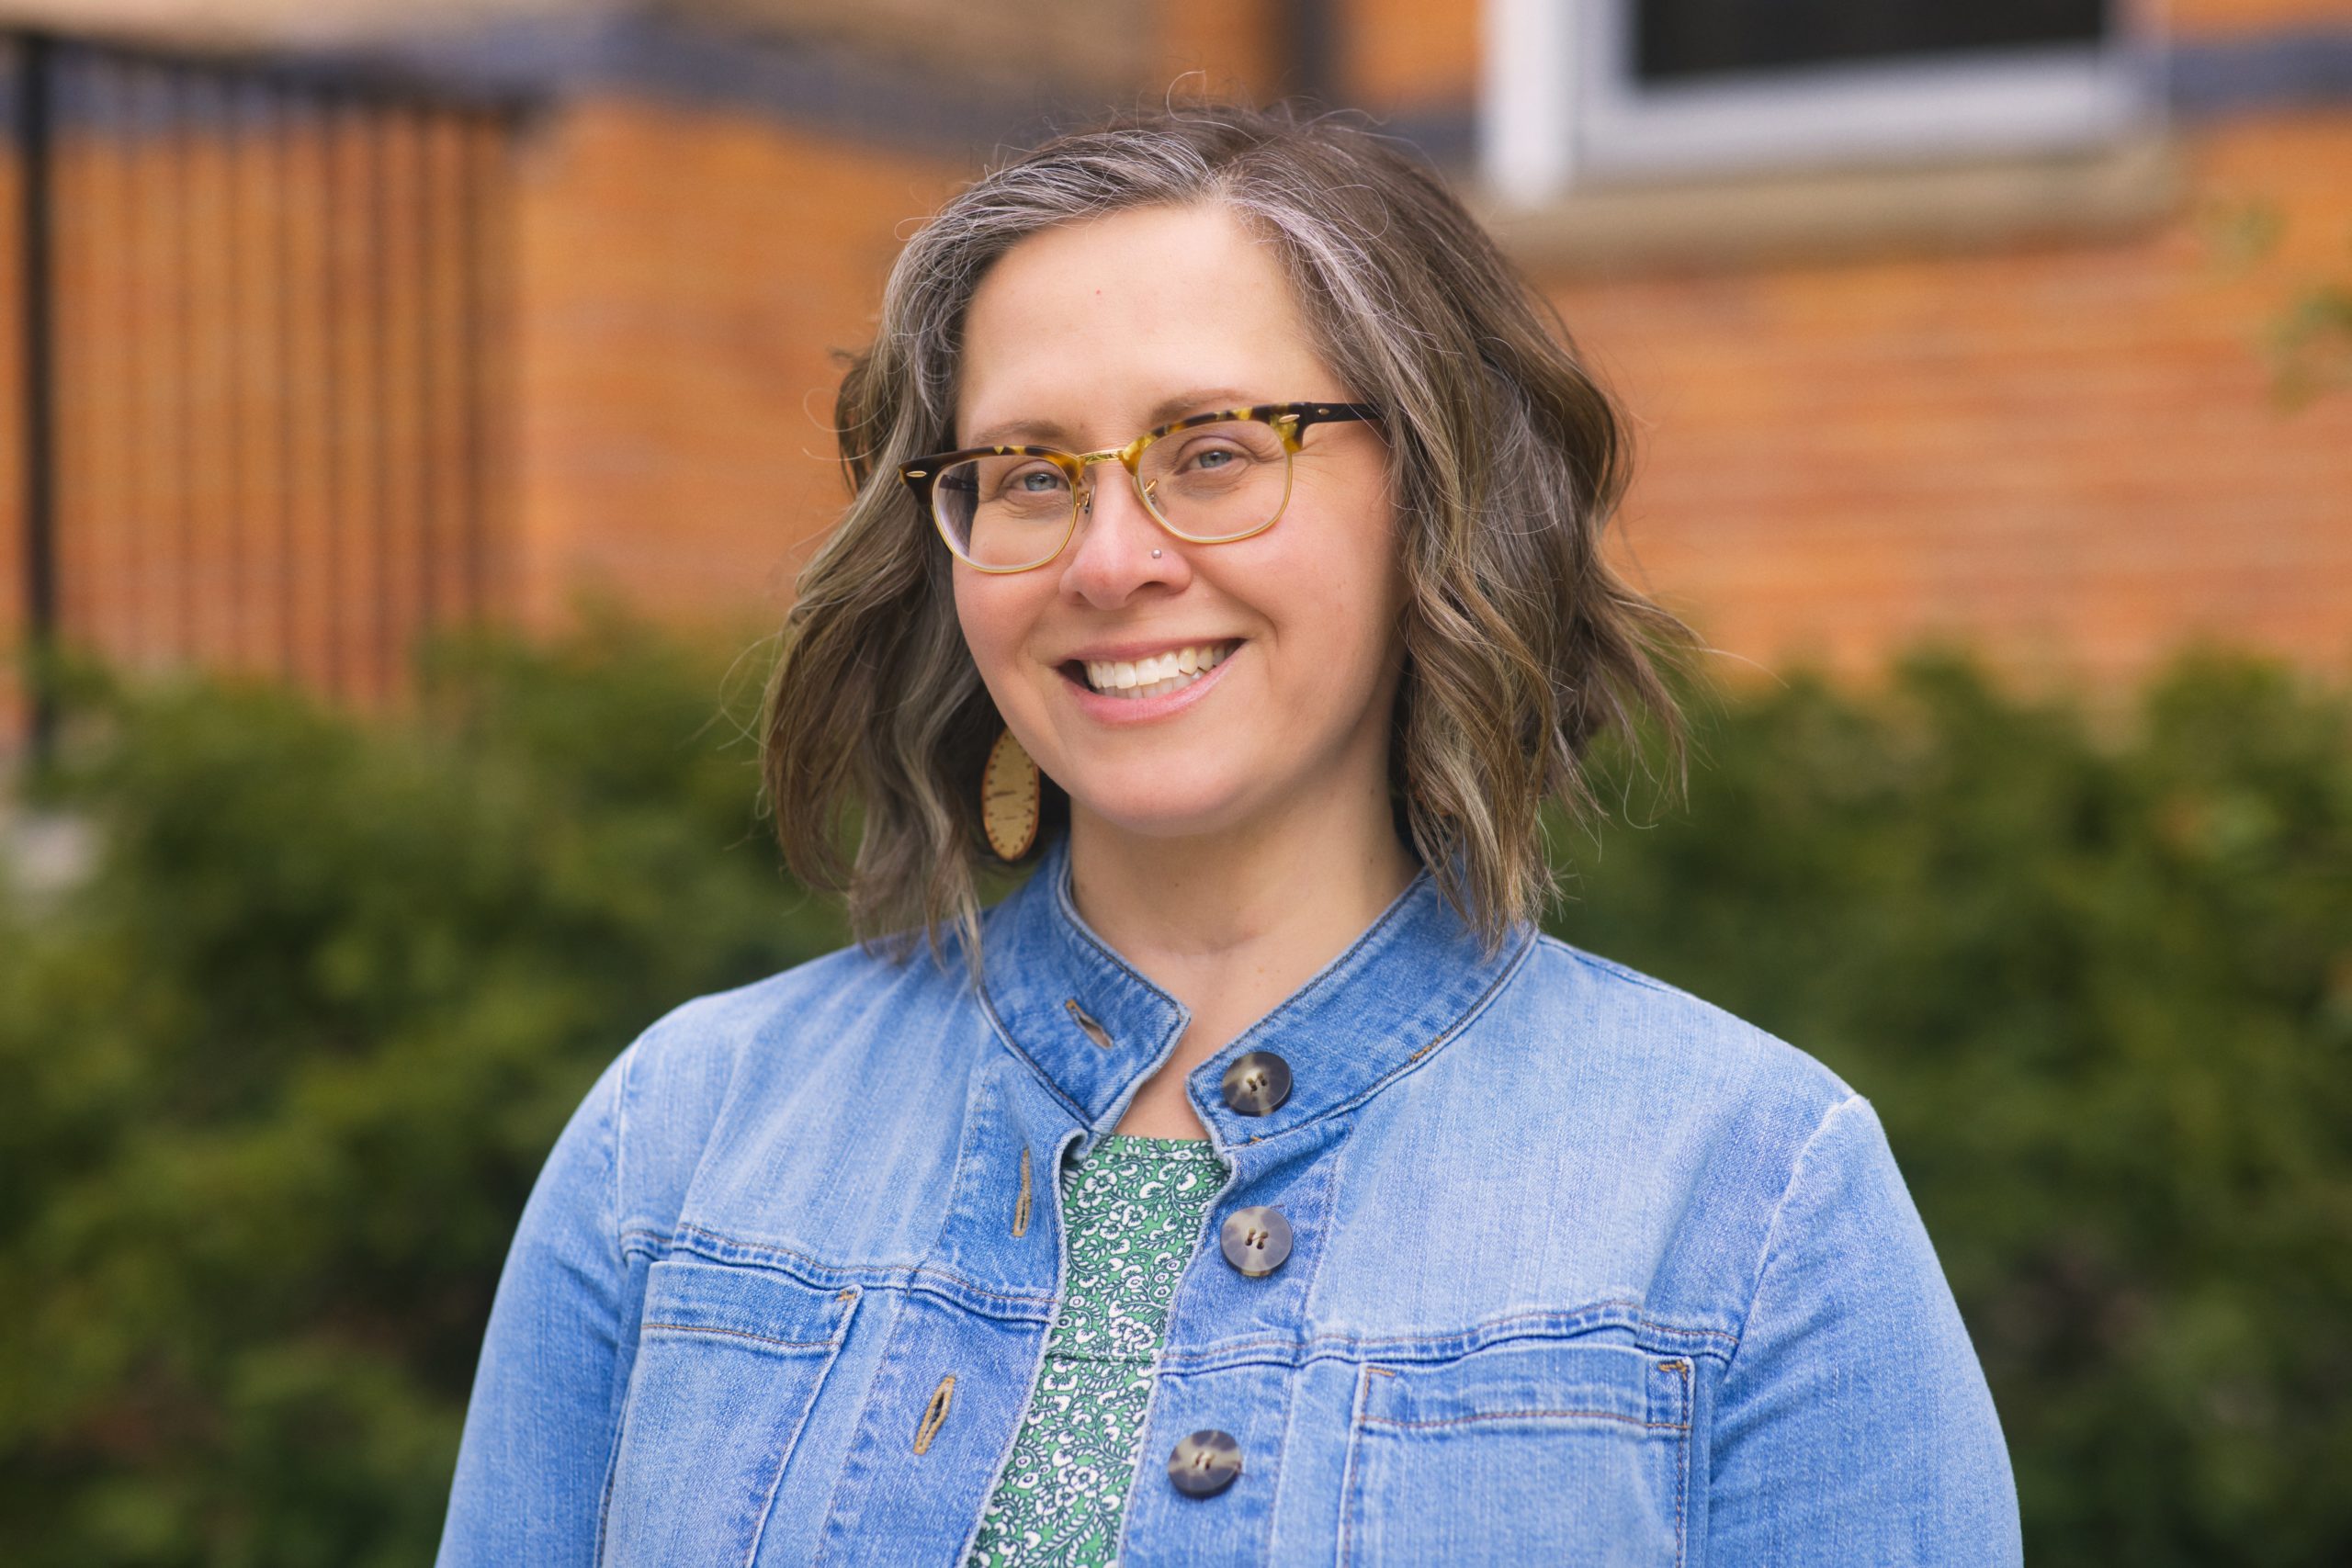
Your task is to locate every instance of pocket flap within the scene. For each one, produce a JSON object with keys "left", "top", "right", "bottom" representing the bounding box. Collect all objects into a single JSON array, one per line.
[
  {"left": 638, "top": 1258, "right": 857, "bottom": 1354},
  {"left": 1360, "top": 1336, "right": 1690, "bottom": 1433}
]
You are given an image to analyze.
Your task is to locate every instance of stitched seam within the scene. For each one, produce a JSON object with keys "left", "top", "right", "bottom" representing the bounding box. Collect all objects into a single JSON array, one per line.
[
  {"left": 1203, "top": 864, "right": 1439, "bottom": 1041},
  {"left": 1725, "top": 1092, "right": 1865, "bottom": 1382},
  {"left": 1030, "top": 1127, "right": 1091, "bottom": 1564},
  {"left": 809, "top": 1287, "right": 900, "bottom": 1568},
  {"left": 1047, "top": 842, "right": 1213, "bottom": 1012},
  {"left": 1043, "top": 847, "right": 1191, "bottom": 1021},
  {"left": 1535, "top": 933, "right": 1677, "bottom": 996},
  {"left": 1261, "top": 1134, "right": 1348, "bottom": 1555},
  {"left": 1360, "top": 1410, "right": 1690, "bottom": 1432},
  {"left": 1675, "top": 1371, "right": 1690, "bottom": 1568},
  {"left": 1154, "top": 1335, "right": 1736, "bottom": 1379},
  {"left": 1154, "top": 1303, "right": 1739, "bottom": 1369},
  {"left": 609, "top": 1044, "right": 631, "bottom": 1281},
  {"left": 742, "top": 1292, "right": 858, "bottom": 1568},
  {"left": 1337, "top": 1364, "right": 1382, "bottom": 1568},
  {"left": 1223, "top": 924, "right": 1539, "bottom": 1149},
  {"left": 974, "top": 985, "right": 1091, "bottom": 1124},
  {"left": 591, "top": 1043, "right": 636, "bottom": 1568},
  {"left": 638, "top": 1322, "right": 836, "bottom": 1350},
  {"left": 630, "top": 1224, "right": 1058, "bottom": 1311}
]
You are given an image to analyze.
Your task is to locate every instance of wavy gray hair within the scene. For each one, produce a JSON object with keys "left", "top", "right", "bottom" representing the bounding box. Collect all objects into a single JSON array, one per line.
[{"left": 763, "top": 101, "right": 1697, "bottom": 966}]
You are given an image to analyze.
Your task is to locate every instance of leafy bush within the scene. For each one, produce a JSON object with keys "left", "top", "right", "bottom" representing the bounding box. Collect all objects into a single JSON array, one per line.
[
  {"left": 2, "top": 626, "right": 2345, "bottom": 1564},
  {"left": 1550, "top": 646, "right": 2352, "bottom": 1566},
  {"left": 0, "top": 622, "right": 843, "bottom": 1565}
]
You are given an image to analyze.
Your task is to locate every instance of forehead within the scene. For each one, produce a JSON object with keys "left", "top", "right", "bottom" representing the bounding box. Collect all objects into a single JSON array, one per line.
[{"left": 955, "top": 203, "right": 1331, "bottom": 440}]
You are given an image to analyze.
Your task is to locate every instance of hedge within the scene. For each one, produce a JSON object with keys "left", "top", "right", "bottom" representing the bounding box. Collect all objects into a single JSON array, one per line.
[{"left": 1, "top": 624, "right": 2345, "bottom": 1564}]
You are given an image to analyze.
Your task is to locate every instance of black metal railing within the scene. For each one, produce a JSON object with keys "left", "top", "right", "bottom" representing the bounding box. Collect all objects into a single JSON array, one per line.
[{"left": 9, "top": 28, "right": 520, "bottom": 754}]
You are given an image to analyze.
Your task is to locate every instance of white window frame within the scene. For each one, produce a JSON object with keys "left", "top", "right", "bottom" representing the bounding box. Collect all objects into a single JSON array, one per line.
[{"left": 1483, "top": 0, "right": 2168, "bottom": 207}]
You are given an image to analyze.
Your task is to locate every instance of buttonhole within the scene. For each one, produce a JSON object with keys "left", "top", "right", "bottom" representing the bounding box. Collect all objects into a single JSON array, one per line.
[
  {"left": 1012, "top": 1145, "right": 1033, "bottom": 1238},
  {"left": 1064, "top": 999, "right": 1114, "bottom": 1050},
  {"left": 913, "top": 1374, "right": 956, "bottom": 1455}
]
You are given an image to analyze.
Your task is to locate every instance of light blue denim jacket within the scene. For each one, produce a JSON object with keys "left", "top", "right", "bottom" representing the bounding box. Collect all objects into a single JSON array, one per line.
[{"left": 437, "top": 832, "right": 2020, "bottom": 1565}]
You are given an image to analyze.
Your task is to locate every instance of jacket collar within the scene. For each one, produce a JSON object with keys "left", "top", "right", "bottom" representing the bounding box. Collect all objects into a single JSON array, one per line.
[{"left": 977, "top": 832, "right": 1536, "bottom": 1151}]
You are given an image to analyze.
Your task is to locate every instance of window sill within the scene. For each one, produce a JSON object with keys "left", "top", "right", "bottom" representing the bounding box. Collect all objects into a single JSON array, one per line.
[{"left": 1475, "top": 132, "right": 2186, "bottom": 276}]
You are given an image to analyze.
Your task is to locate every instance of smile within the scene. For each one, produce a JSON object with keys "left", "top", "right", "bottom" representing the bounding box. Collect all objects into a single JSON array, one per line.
[{"left": 1076, "top": 640, "right": 1240, "bottom": 699}]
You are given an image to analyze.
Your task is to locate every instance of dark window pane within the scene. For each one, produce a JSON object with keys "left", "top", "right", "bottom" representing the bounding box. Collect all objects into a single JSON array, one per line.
[{"left": 1636, "top": 0, "right": 2110, "bottom": 83}]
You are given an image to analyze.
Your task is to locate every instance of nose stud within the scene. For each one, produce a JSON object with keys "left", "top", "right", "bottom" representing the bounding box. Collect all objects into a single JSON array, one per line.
[{"left": 1151, "top": 549, "right": 1162, "bottom": 558}]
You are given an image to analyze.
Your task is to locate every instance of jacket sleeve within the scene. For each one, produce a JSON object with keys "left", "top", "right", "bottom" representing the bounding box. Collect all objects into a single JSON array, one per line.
[
  {"left": 1707, "top": 1094, "right": 2023, "bottom": 1566},
  {"left": 435, "top": 1047, "right": 633, "bottom": 1567}
]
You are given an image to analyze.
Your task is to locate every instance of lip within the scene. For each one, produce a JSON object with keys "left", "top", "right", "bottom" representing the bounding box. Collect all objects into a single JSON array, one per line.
[{"left": 1059, "top": 639, "right": 1241, "bottom": 725}]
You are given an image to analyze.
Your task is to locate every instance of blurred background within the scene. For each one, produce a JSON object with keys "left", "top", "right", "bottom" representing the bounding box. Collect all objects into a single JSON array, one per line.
[{"left": 0, "top": 0, "right": 2346, "bottom": 1562}]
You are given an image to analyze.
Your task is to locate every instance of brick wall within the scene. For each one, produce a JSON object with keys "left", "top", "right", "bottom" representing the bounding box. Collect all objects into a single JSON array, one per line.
[
  {"left": 508, "top": 97, "right": 959, "bottom": 636},
  {"left": 6, "top": 4, "right": 2348, "bottom": 755},
  {"left": 1547, "top": 107, "right": 2352, "bottom": 689},
  {"left": 1313, "top": 0, "right": 2352, "bottom": 689},
  {"left": 503, "top": 83, "right": 2351, "bottom": 690}
]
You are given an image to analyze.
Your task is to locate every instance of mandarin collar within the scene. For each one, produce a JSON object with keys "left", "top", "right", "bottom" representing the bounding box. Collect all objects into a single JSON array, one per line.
[{"left": 976, "top": 832, "right": 1536, "bottom": 1151}]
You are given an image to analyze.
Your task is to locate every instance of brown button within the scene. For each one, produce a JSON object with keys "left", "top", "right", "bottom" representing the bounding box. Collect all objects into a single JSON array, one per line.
[
  {"left": 1168, "top": 1428, "right": 1243, "bottom": 1497},
  {"left": 1220, "top": 1206, "right": 1293, "bottom": 1277},
  {"left": 1220, "top": 1051, "right": 1291, "bottom": 1117}
]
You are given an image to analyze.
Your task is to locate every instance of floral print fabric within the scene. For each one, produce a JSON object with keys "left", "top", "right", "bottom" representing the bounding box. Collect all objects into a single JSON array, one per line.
[{"left": 966, "top": 1133, "right": 1226, "bottom": 1567}]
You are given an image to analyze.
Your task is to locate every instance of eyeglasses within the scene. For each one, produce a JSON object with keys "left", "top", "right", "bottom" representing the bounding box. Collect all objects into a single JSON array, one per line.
[{"left": 899, "top": 400, "right": 1381, "bottom": 574}]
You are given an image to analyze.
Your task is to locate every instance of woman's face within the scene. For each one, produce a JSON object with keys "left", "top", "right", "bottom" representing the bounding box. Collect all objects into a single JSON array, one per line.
[{"left": 951, "top": 202, "right": 1406, "bottom": 847}]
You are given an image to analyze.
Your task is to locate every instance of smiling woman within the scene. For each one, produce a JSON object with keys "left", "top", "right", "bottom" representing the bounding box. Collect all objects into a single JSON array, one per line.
[{"left": 435, "top": 103, "right": 2023, "bottom": 1566}]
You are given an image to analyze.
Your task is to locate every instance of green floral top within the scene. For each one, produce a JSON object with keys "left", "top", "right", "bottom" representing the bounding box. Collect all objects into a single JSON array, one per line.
[{"left": 966, "top": 1133, "right": 1227, "bottom": 1567}]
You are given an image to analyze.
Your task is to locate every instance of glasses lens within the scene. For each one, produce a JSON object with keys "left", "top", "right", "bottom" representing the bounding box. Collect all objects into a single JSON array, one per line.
[
  {"left": 1136, "top": 419, "right": 1293, "bottom": 541},
  {"left": 933, "top": 453, "right": 1075, "bottom": 570}
]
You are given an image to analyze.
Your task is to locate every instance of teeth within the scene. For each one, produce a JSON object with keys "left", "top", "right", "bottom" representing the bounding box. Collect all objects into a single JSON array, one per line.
[{"left": 1082, "top": 641, "right": 1235, "bottom": 697}]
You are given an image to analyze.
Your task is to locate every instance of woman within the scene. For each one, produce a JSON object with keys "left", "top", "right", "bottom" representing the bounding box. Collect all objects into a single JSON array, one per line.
[{"left": 437, "top": 103, "right": 2019, "bottom": 1565}]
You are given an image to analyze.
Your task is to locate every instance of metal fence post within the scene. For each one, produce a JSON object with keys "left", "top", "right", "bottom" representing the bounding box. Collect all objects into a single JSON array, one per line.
[{"left": 17, "top": 30, "right": 58, "bottom": 761}]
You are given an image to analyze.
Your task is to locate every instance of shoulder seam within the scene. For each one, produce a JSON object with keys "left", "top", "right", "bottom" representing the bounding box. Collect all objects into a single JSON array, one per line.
[
  {"left": 608, "top": 1040, "right": 635, "bottom": 1267},
  {"left": 1534, "top": 932, "right": 1676, "bottom": 996},
  {"left": 592, "top": 1043, "right": 636, "bottom": 1565},
  {"left": 1724, "top": 1091, "right": 1868, "bottom": 1381}
]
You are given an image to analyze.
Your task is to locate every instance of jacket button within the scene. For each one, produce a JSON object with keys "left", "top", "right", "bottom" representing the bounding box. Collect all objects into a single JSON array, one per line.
[
  {"left": 1167, "top": 1428, "right": 1243, "bottom": 1497},
  {"left": 1220, "top": 1051, "right": 1292, "bottom": 1117},
  {"left": 1219, "top": 1206, "right": 1293, "bottom": 1277}
]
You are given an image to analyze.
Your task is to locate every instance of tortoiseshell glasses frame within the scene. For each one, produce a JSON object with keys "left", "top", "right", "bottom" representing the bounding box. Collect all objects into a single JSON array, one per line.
[{"left": 899, "top": 400, "right": 1382, "bottom": 574}]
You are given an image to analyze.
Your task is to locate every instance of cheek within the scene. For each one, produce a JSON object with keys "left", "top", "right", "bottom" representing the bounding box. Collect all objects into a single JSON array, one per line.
[
  {"left": 951, "top": 576, "right": 1023, "bottom": 694},
  {"left": 953, "top": 572, "right": 1068, "bottom": 729},
  {"left": 1270, "top": 490, "right": 1407, "bottom": 687}
]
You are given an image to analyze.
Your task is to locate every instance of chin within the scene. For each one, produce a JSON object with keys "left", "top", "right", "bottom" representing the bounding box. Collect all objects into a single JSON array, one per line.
[{"left": 1065, "top": 780, "right": 1257, "bottom": 843}]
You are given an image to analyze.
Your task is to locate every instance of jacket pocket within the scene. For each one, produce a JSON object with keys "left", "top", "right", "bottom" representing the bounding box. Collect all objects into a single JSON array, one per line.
[
  {"left": 600, "top": 1259, "right": 860, "bottom": 1568},
  {"left": 1339, "top": 1337, "right": 1691, "bottom": 1568}
]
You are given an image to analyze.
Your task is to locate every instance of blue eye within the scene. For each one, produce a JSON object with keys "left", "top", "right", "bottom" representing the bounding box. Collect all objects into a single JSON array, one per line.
[{"left": 1174, "top": 438, "right": 1257, "bottom": 476}]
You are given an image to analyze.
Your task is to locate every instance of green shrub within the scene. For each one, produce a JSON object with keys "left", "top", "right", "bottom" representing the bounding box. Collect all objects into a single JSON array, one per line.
[
  {"left": 2, "top": 627, "right": 2345, "bottom": 1564},
  {"left": 1550, "top": 646, "right": 2352, "bottom": 1566},
  {"left": 0, "top": 620, "right": 842, "bottom": 1566}
]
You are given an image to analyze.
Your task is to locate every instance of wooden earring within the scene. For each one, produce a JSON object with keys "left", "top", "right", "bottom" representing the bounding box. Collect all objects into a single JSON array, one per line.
[{"left": 981, "top": 725, "right": 1041, "bottom": 861}]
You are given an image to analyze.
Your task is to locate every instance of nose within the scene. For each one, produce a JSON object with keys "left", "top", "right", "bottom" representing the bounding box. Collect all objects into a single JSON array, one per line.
[{"left": 1059, "top": 459, "right": 1183, "bottom": 605}]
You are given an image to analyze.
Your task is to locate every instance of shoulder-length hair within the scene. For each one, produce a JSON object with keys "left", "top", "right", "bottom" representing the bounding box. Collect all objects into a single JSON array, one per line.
[{"left": 763, "top": 100, "right": 1698, "bottom": 967}]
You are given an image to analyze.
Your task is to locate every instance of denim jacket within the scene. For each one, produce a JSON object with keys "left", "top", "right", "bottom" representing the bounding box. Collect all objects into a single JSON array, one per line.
[{"left": 437, "top": 832, "right": 2020, "bottom": 1565}]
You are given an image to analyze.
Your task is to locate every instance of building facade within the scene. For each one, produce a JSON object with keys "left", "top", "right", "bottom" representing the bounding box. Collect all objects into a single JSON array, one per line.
[{"left": 1, "top": 0, "right": 2346, "bottom": 748}]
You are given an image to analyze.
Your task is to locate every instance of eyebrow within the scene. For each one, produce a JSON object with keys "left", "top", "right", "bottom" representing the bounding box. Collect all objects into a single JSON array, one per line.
[{"left": 962, "top": 387, "right": 1262, "bottom": 450}]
